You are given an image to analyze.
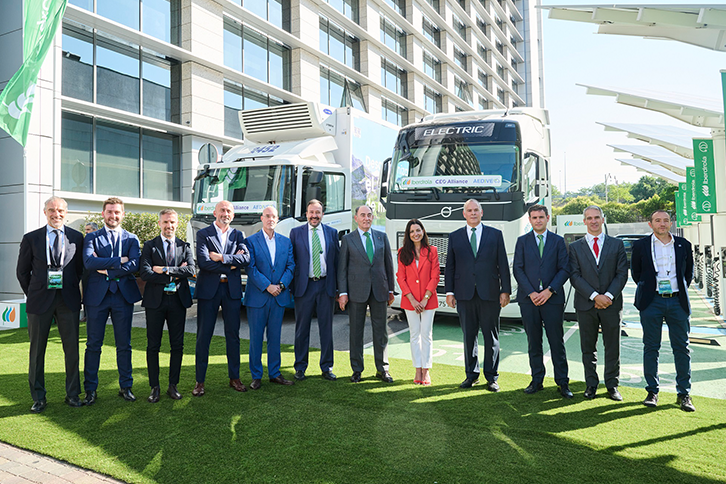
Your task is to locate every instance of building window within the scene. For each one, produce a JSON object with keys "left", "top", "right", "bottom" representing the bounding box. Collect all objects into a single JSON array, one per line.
[
  {"left": 319, "top": 66, "right": 366, "bottom": 111},
  {"left": 477, "top": 17, "right": 487, "bottom": 36},
  {"left": 479, "top": 96, "right": 488, "bottom": 110},
  {"left": 453, "top": 15, "right": 466, "bottom": 41},
  {"left": 381, "top": 97, "right": 407, "bottom": 126},
  {"left": 423, "top": 51, "right": 441, "bottom": 83},
  {"left": 381, "top": 58, "right": 407, "bottom": 98},
  {"left": 478, "top": 69, "right": 488, "bottom": 89},
  {"left": 325, "top": 0, "right": 359, "bottom": 24},
  {"left": 497, "top": 87, "right": 505, "bottom": 104},
  {"left": 511, "top": 58, "right": 518, "bottom": 70},
  {"left": 380, "top": 16, "right": 407, "bottom": 58},
  {"left": 455, "top": 76, "right": 472, "bottom": 105},
  {"left": 385, "top": 0, "right": 405, "bottom": 17},
  {"left": 224, "top": 80, "right": 285, "bottom": 139},
  {"left": 244, "top": 0, "right": 291, "bottom": 31},
  {"left": 62, "top": 22, "right": 180, "bottom": 122},
  {"left": 319, "top": 17, "right": 360, "bottom": 71},
  {"left": 495, "top": 16, "right": 503, "bottom": 31},
  {"left": 496, "top": 40, "right": 504, "bottom": 55},
  {"left": 223, "top": 18, "right": 292, "bottom": 91},
  {"left": 61, "top": 112, "right": 181, "bottom": 200},
  {"left": 477, "top": 43, "right": 487, "bottom": 63},
  {"left": 497, "top": 63, "right": 505, "bottom": 80},
  {"left": 454, "top": 47, "right": 468, "bottom": 73},
  {"left": 422, "top": 17, "right": 440, "bottom": 48},
  {"left": 424, "top": 0, "right": 440, "bottom": 12},
  {"left": 424, "top": 87, "right": 442, "bottom": 114}
]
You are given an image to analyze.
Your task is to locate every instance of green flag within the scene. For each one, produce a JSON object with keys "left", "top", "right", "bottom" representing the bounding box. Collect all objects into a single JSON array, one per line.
[{"left": 0, "top": 0, "right": 68, "bottom": 146}]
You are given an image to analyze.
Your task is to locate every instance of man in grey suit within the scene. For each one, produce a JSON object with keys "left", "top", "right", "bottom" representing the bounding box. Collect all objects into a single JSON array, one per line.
[
  {"left": 338, "top": 205, "right": 396, "bottom": 383},
  {"left": 568, "top": 205, "right": 628, "bottom": 401}
]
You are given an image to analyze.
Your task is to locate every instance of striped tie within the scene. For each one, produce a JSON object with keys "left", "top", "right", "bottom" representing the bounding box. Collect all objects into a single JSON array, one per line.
[{"left": 312, "top": 227, "right": 322, "bottom": 278}]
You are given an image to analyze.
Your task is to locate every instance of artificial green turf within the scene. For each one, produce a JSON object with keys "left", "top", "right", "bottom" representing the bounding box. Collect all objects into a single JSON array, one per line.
[{"left": 1, "top": 323, "right": 726, "bottom": 484}]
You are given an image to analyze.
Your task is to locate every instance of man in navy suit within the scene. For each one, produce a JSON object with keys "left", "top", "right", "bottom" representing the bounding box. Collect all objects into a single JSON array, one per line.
[
  {"left": 446, "top": 199, "right": 511, "bottom": 391},
  {"left": 16, "top": 196, "right": 84, "bottom": 412},
  {"left": 513, "top": 205, "right": 572, "bottom": 398},
  {"left": 631, "top": 210, "right": 695, "bottom": 412},
  {"left": 83, "top": 197, "right": 142, "bottom": 404},
  {"left": 290, "top": 199, "right": 339, "bottom": 381},
  {"left": 194, "top": 200, "right": 250, "bottom": 396},
  {"left": 243, "top": 205, "right": 295, "bottom": 390}
]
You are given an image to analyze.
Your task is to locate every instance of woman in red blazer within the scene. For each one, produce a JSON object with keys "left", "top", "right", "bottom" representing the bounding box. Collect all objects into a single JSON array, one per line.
[{"left": 396, "top": 219, "right": 440, "bottom": 385}]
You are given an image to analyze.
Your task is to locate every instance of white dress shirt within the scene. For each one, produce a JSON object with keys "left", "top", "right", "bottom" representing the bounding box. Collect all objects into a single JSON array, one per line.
[
  {"left": 466, "top": 223, "right": 483, "bottom": 252},
  {"left": 105, "top": 225, "right": 123, "bottom": 257},
  {"left": 584, "top": 232, "right": 613, "bottom": 301},
  {"left": 652, "top": 233, "right": 679, "bottom": 293},
  {"left": 358, "top": 227, "right": 374, "bottom": 251},
  {"left": 263, "top": 230, "right": 276, "bottom": 264},
  {"left": 213, "top": 222, "right": 230, "bottom": 253}
]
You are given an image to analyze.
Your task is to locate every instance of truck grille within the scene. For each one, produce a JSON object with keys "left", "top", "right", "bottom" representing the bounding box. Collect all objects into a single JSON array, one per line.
[{"left": 397, "top": 232, "right": 449, "bottom": 293}]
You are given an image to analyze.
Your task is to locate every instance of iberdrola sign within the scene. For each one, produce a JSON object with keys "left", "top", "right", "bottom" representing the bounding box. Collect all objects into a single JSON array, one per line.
[{"left": 692, "top": 138, "right": 717, "bottom": 214}]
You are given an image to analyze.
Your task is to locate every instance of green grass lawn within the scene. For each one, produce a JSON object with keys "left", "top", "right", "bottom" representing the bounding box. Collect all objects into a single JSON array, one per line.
[{"left": 1, "top": 323, "right": 726, "bottom": 484}]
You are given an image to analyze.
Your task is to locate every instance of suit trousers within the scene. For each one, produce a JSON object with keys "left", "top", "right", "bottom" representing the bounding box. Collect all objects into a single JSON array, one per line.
[
  {"left": 195, "top": 282, "right": 241, "bottom": 382},
  {"left": 404, "top": 309, "right": 435, "bottom": 369},
  {"left": 458, "top": 297, "right": 500, "bottom": 382},
  {"left": 640, "top": 295, "right": 691, "bottom": 395},
  {"left": 294, "top": 278, "right": 335, "bottom": 373},
  {"left": 247, "top": 299, "right": 285, "bottom": 380},
  {"left": 27, "top": 291, "right": 81, "bottom": 402},
  {"left": 577, "top": 305, "right": 621, "bottom": 389},
  {"left": 348, "top": 290, "right": 389, "bottom": 373},
  {"left": 84, "top": 291, "right": 134, "bottom": 391},
  {"left": 145, "top": 293, "right": 187, "bottom": 387},
  {"left": 520, "top": 302, "right": 569, "bottom": 385}
]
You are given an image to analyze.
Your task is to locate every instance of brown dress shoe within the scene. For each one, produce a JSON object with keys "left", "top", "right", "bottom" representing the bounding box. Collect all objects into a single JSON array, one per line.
[
  {"left": 229, "top": 378, "right": 247, "bottom": 392},
  {"left": 192, "top": 382, "right": 205, "bottom": 397},
  {"left": 269, "top": 375, "right": 294, "bottom": 386}
]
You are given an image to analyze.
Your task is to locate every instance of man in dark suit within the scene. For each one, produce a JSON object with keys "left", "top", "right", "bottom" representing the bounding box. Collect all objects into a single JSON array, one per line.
[
  {"left": 194, "top": 200, "right": 250, "bottom": 396},
  {"left": 338, "top": 205, "right": 395, "bottom": 383},
  {"left": 568, "top": 205, "right": 628, "bottom": 401},
  {"left": 513, "top": 205, "right": 572, "bottom": 398},
  {"left": 631, "top": 210, "right": 695, "bottom": 412},
  {"left": 139, "top": 209, "right": 195, "bottom": 403},
  {"left": 243, "top": 206, "right": 295, "bottom": 390},
  {"left": 83, "top": 197, "right": 143, "bottom": 404},
  {"left": 290, "top": 199, "right": 339, "bottom": 382},
  {"left": 446, "top": 199, "right": 511, "bottom": 391},
  {"left": 16, "top": 196, "right": 84, "bottom": 412}
]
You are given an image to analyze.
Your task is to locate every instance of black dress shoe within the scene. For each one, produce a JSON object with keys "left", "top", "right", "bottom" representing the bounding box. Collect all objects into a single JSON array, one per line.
[
  {"left": 270, "top": 375, "right": 294, "bottom": 386},
  {"left": 322, "top": 371, "right": 337, "bottom": 381},
  {"left": 84, "top": 391, "right": 97, "bottom": 406},
  {"left": 148, "top": 386, "right": 160, "bottom": 403},
  {"left": 250, "top": 379, "right": 262, "bottom": 390},
  {"left": 584, "top": 386, "right": 597, "bottom": 399},
  {"left": 643, "top": 392, "right": 658, "bottom": 407},
  {"left": 294, "top": 370, "right": 306, "bottom": 381},
  {"left": 350, "top": 371, "right": 362, "bottom": 383},
  {"left": 167, "top": 384, "right": 182, "bottom": 400},
  {"left": 459, "top": 377, "right": 479, "bottom": 389},
  {"left": 677, "top": 394, "right": 696, "bottom": 412},
  {"left": 607, "top": 387, "right": 623, "bottom": 401},
  {"left": 119, "top": 387, "right": 136, "bottom": 402},
  {"left": 524, "top": 382, "right": 543, "bottom": 394},
  {"left": 30, "top": 399, "right": 47, "bottom": 413},
  {"left": 65, "top": 396, "right": 83, "bottom": 407},
  {"left": 559, "top": 384, "right": 573, "bottom": 399},
  {"left": 375, "top": 371, "right": 394, "bottom": 383},
  {"left": 486, "top": 381, "right": 500, "bottom": 392}
]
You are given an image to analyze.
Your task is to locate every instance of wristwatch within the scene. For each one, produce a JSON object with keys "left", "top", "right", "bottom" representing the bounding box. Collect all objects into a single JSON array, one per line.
[
  {"left": 279, "top": 283, "right": 286, "bottom": 291},
  {"left": 163, "top": 267, "right": 168, "bottom": 274},
  {"left": 547, "top": 286, "right": 555, "bottom": 294},
  {"left": 424, "top": 294, "right": 431, "bottom": 299}
]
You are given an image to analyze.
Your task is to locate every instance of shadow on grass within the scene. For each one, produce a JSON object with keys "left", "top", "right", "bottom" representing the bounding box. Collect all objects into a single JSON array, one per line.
[{"left": 1, "top": 324, "right": 726, "bottom": 484}]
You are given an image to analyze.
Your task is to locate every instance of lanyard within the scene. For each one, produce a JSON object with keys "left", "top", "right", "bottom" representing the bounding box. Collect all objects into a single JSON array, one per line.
[
  {"left": 107, "top": 230, "right": 122, "bottom": 258},
  {"left": 46, "top": 230, "right": 66, "bottom": 267},
  {"left": 651, "top": 235, "right": 674, "bottom": 276}
]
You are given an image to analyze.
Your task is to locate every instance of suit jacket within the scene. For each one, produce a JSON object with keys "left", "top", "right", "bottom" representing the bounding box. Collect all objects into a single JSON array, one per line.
[
  {"left": 513, "top": 230, "right": 569, "bottom": 305},
  {"left": 243, "top": 231, "right": 295, "bottom": 308},
  {"left": 568, "top": 234, "right": 628, "bottom": 311},
  {"left": 16, "top": 226, "right": 84, "bottom": 315},
  {"left": 337, "top": 229, "right": 395, "bottom": 303},
  {"left": 139, "top": 236, "right": 196, "bottom": 309},
  {"left": 631, "top": 234, "right": 693, "bottom": 313},
  {"left": 83, "top": 227, "right": 142, "bottom": 306},
  {"left": 444, "top": 225, "right": 511, "bottom": 301},
  {"left": 397, "top": 246, "right": 440, "bottom": 310},
  {"left": 290, "top": 223, "right": 339, "bottom": 298},
  {"left": 195, "top": 224, "right": 250, "bottom": 301}
]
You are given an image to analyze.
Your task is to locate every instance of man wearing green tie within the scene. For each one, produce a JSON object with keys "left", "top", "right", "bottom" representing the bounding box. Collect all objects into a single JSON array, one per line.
[{"left": 338, "top": 205, "right": 396, "bottom": 383}]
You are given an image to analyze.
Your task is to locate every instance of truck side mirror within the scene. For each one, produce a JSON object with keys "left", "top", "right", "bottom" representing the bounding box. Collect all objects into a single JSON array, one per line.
[{"left": 380, "top": 157, "right": 391, "bottom": 202}]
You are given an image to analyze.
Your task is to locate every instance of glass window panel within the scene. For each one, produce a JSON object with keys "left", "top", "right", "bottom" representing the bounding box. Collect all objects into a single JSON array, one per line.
[
  {"left": 142, "top": 56, "right": 172, "bottom": 121},
  {"left": 347, "top": 81, "right": 366, "bottom": 111},
  {"left": 224, "top": 19, "right": 243, "bottom": 71},
  {"left": 96, "top": 121, "right": 140, "bottom": 198},
  {"left": 320, "top": 73, "right": 329, "bottom": 105},
  {"left": 61, "top": 113, "right": 93, "bottom": 193},
  {"left": 142, "top": 0, "right": 171, "bottom": 43},
  {"left": 244, "top": 87, "right": 268, "bottom": 110},
  {"left": 319, "top": 18, "right": 328, "bottom": 54},
  {"left": 330, "top": 74, "right": 344, "bottom": 107},
  {"left": 269, "top": 0, "right": 284, "bottom": 29},
  {"left": 97, "top": 0, "right": 139, "bottom": 30},
  {"left": 269, "top": 41, "right": 289, "bottom": 90},
  {"left": 345, "top": 35, "right": 358, "bottom": 70},
  {"left": 245, "top": 0, "right": 268, "bottom": 19},
  {"left": 96, "top": 36, "right": 140, "bottom": 113},
  {"left": 62, "top": 25, "right": 94, "bottom": 102},
  {"left": 69, "top": 0, "right": 93, "bottom": 11},
  {"left": 143, "top": 131, "right": 179, "bottom": 200},
  {"left": 224, "top": 82, "right": 243, "bottom": 139},
  {"left": 244, "top": 29, "right": 268, "bottom": 83},
  {"left": 328, "top": 24, "right": 345, "bottom": 65}
]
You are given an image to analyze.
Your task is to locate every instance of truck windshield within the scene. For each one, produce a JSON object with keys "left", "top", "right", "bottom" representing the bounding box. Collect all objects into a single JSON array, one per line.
[
  {"left": 390, "top": 121, "right": 521, "bottom": 193},
  {"left": 193, "top": 165, "right": 293, "bottom": 219}
]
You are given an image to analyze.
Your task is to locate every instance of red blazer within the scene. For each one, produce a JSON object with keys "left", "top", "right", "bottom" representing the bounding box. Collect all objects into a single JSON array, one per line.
[{"left": 397, "top": 246, "right": 440, "bottom": 310}]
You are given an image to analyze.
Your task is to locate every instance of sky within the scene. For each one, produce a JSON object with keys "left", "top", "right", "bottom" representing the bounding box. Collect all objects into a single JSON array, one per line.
[{"left": 541, "top": 1, "right": 724, "bottom": 192}]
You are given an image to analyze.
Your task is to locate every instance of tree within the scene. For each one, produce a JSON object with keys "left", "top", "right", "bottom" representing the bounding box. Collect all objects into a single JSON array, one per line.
[{"left": 630, "top": 176, "right": 672, "bottom": 202}]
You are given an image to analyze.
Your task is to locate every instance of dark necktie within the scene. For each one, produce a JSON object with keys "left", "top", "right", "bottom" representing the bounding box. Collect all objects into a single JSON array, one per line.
[
  {"left": 166, "top": 239, "right": 175, "bottom": 266},
  {"left": 52, "top": 230, "right": 61, "bottom": 266}
]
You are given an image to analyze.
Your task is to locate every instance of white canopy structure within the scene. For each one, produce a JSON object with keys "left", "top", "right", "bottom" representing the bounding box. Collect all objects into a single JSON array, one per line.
[
  {"left": 609, "top": 144, "right": 691, "bottom": 176},
  {"left": 596, "top": 122, "right": 708, "bottom": 158},
  {"left": 617, "top": 158, "right": 686, "bottom": 184}
]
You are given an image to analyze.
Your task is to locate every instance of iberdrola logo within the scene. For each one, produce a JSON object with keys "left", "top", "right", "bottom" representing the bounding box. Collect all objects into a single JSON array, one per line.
[
  {"left": 2, "top": 83, "right": 36, "bottom": 120},
  {"left": 1, "top": 306, "right": 16, "bottom": 323}
]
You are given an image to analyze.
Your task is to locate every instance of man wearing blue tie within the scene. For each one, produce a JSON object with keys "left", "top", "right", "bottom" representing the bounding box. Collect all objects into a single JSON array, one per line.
[
  {"left": 82, "top": 197, "right": 142, "bottom": 404},
  {"left": 513, "top": 205, "right": 572, "bottom": 398},
  {"left": 244, "top": 206, "right": 295, "bottom": 390}
]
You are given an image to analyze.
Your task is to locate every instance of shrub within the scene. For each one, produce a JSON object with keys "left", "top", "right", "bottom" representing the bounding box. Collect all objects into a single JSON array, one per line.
[{"left": 84, "top": 211, "right": 191, "bottom": 245}]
